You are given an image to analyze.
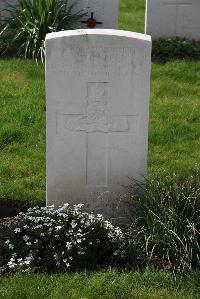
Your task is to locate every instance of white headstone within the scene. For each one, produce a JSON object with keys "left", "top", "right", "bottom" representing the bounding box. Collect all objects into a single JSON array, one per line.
[
  {"left": 45, "top": 29, "right": 151, "bottom": 221},
  {"left": 0, "top": 0, "right": 19, "bottom": 19},
  {"left": 0, "top": 0, "right": 118, "bottom": 29},
  {"left": 69, "top": 0, "right": 118, "bottom": 29},
  {"left": 145, "top": 0, "right": 200, "bottom": 40}
]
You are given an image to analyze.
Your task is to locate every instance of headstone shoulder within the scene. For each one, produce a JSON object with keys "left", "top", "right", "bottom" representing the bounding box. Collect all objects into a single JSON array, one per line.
[{"left": 46, "top": 29, "right": 152, "bottom": 42}]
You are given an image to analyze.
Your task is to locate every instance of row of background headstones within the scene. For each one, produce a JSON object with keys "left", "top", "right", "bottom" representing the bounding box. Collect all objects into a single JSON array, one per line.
[
  {"left": 1, "top": 0, "right": 200, "bottom": 39},
  {"left": 0, "top": 0, "right": 118, "bottom": 29},
  {"left": 145, "top": 0, "right": 200, "bottom": 40}
]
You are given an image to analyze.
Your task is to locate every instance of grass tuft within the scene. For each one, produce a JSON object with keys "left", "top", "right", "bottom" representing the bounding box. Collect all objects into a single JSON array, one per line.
[
  {"left": 126, "top": 175, "right": 200, "bottom": 274},
  {"left": 0, "top": 270, "right": 199, "bottom": 299}
]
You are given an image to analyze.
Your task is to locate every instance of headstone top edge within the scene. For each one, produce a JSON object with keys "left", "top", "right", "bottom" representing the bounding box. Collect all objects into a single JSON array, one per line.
[{"left": 45, "top": 29, "right": 152, "bottom": 43}]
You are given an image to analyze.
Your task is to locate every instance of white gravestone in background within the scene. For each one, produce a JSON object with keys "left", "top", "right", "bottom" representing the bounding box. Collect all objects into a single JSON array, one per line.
[
  {"left": 145, "top": 0, "right": 200, "bottom": 40},
  {"left": 69, "top": 0, "right": 118, "bottom": 29},
  {"left": 45, "top": 29, "right": 151, "bottom": 221},
  {"left": 0, "top": 0, "right": 19, "bottom": 19},
  {"left": 0, "top": 0, "right": 118, "bottom": 29}
]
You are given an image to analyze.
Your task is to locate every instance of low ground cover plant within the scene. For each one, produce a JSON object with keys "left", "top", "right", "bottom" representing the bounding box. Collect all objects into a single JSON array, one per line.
[
  {"left": 126, "top": 175, "right": 200, "bottom": 274},
  {"left": 0, "top": 0, "right": 86, "bottom": 62},
  {"left": 152, "top": 38, "right": 200, "bottom": 62},
  {"left": 2, "top": 204, "right": 125, "bottom": 273},
  {"left": 1, "top": 175, "right": 200, "bottom": 276}
]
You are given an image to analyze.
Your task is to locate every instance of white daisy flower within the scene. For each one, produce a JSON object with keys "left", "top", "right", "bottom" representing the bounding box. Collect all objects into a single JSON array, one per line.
[
  {"left": 55, "top": 226, "right": 62, "bottom": 231},
  {"left": 23, "top": 235, "right": 29, "bottom": 242}
]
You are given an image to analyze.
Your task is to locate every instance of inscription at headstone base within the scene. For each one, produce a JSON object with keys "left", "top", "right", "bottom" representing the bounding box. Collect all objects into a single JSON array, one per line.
[
  {"left": 45, "top": 29, "right": 151, "bottom": 222},
  {"left": 145, "top": 0, "right": 200, "bottom": 40}
]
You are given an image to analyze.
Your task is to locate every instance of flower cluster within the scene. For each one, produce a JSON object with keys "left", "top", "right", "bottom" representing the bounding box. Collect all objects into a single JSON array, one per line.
[{"left": 4, "top": 204, "right": 125, "bottom": 272}]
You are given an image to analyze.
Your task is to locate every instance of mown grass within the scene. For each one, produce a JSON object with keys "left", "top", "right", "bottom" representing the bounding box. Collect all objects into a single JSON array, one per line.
[
  {"left": 149, "top": 61, "right": 200, "bottom": 178},
  {"left": 119, "top": 0, "right": 146, "bottom": 33},
  {"left": 0, "top": 59, "right": 200, "bottom": 205},
  {"left": 0, "top": 60, "right": 45, "bottom": 206},
  {"left": 0, "top": 270, "right": 200, "bottom": 299}
]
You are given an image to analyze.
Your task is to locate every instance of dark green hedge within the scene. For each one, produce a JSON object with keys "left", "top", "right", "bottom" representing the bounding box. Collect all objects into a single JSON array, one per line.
[{"left": 152, "top": 38, "right": 200, "bottom": 62}]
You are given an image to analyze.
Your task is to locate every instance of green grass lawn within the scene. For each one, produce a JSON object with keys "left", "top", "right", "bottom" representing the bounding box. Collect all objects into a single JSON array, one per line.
[
  {"left": 0, "top": 1, "right": 199, "bottom": 205},
  {"left": 119, "top": 0, "right": 146, "bottom": 33},
  {"left": 0, "top": 59, "right": 200, "bottom": 206},
  {"left": 0, "top": 60, "right": 45, "bottom": 206},
  {"left": 0, "top": 270, "right": 199, "bottom": 299},
  {"left": 0, "top": 0, "right": 145, "bottom": 208}
]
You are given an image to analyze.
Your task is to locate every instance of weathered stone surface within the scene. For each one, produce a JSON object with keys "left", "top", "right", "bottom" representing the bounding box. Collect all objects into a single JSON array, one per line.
[
  {"left": 0, "top": 0, "right": 19, "bottom": 19},
  {"left": 145, "top": 0, "right": 200, "bottom": 40},
  {"left": 45, "top": 29, "right": 151, "bottom": 222}
]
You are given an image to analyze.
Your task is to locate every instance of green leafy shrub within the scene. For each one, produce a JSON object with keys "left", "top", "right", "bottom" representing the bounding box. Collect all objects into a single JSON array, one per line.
[
  {"left": 152, "top": 38, "right": 200, "bottom": 62},
  {"left": 126, "top": 175, "right": 200, "bottom": 274},
  {"left": 0, "top": 0, "right": 86, "bottom": 62},
  {"left": 2, "top": 204, "right": 125, "bottom": 273}
]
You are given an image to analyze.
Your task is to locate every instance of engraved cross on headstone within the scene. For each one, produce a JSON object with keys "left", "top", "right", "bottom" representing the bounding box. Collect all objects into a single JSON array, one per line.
[
  {"left": 57, "top": 82, "right": 137, "bottom": 187},
  {"left": 164, "top": 1, "right": 192, "bottom": 35}
]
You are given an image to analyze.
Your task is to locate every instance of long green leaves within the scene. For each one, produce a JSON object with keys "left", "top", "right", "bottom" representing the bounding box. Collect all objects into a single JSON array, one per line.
[
  {"left": 0, "top": 0, "right": 86, "bottom": 62},
  {"left": 127, "top": 175, "right": 200, "bottom": 274}
]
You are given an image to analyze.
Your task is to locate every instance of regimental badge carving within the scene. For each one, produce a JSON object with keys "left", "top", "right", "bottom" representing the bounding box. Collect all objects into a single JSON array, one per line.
[
  {"left": 87, "top": 82, "right": 108, "bottom": 99},
  {"left": 61, "top": 83, "right": 129, "bottom": 133}
]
